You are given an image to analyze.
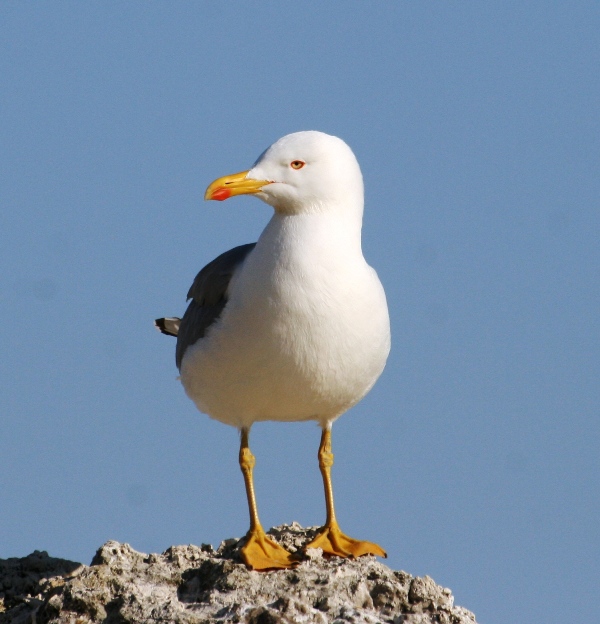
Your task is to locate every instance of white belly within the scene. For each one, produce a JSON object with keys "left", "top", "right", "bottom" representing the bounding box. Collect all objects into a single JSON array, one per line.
[{"left": 179, "top": 217, "right": 391, "bottom": 429}]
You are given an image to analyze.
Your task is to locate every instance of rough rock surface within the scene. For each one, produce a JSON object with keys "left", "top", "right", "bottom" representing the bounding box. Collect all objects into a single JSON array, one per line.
[{"left": 0, "top": 524, "right": 477, "bottom": 624}]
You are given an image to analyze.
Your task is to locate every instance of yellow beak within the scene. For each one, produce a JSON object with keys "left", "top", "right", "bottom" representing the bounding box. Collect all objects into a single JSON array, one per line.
[{"left": 204, "top": 170, "right": 272, "bottom": 201}]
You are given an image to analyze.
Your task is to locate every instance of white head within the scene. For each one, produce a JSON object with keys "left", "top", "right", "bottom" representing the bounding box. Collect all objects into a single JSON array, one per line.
[{"left": 205, "top": 131, "right": 364, "bottom": 216}]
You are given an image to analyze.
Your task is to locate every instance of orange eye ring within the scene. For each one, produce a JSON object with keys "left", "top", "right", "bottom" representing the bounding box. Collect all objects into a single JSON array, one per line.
[{"left": 290, "top": 160, "right": 305, "bottom": 170}]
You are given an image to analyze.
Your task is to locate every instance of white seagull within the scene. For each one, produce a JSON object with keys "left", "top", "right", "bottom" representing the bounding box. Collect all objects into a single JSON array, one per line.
[{"left": 156, "top": 131, "right": 390, "bottom": 570}]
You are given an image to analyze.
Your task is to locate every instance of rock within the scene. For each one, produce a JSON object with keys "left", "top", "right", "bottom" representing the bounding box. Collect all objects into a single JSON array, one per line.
[
  {"left": 0, "top": 524, "right": 477, "bottom": 623},
  {"left": 0, "top": 550, "right": 83, "bottom": 624}
]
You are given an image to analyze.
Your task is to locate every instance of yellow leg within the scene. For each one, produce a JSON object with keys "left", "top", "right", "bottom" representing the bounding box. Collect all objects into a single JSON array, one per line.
[
  {"left": 238, "top": 428, "right": 298, "bottom": 570},
  {"left": 304, "top": 427, "right": 387, "bottom": 559}
]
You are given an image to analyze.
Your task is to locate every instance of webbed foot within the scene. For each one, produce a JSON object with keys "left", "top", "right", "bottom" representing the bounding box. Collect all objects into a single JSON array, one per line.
[
  {"left": 304, "top": 523, "right": 386, "bottom": 559},
  {"left": 240, "top": 527, "right": 300, "bottom": 570}
]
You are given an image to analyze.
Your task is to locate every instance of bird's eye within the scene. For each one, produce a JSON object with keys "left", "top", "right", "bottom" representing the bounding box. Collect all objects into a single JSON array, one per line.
[{"left": 290, "top": 160, "right": 305, "bottom": 170}]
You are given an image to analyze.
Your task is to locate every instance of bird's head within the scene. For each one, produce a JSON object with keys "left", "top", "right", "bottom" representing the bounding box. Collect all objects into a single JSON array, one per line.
[{"left": 204, "top": 131, "right": 364, "bottom": 215}]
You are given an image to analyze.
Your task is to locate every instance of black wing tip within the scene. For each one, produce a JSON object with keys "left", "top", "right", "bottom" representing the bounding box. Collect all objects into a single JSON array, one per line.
[{"left": 154, "top": 317, "right": 180, "bottom": 337}]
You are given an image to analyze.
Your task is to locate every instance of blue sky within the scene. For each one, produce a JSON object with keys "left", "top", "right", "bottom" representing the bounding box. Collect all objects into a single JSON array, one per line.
[{"left": 1, "top": 3, "right": 598, "bottom": 623}]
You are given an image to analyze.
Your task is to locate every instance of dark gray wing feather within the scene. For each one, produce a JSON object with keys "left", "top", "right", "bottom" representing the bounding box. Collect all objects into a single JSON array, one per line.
[
  {"left": 175, "top": 243, "right": 256, "bottom": 370},
  {"left": 154, "top": 317, "right": 181, "bottom": 337}
]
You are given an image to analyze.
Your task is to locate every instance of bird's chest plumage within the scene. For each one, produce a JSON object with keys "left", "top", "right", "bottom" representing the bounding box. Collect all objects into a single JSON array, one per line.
[
  {"left": 179, "top": 219, "right": 390, "bottom": 428},
  {"left": 238, "top": 252, "right": 369, "bottom": 372}
]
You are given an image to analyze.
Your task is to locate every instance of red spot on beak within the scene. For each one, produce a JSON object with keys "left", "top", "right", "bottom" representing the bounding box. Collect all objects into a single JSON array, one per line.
[{"left": 211, "top": 188, "right": 232, "bottom": 201}]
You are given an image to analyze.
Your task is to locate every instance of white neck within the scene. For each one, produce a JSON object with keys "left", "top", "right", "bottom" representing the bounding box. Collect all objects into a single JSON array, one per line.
[{"left": 260, "top": 201, "right": 364, "bottom": 261}]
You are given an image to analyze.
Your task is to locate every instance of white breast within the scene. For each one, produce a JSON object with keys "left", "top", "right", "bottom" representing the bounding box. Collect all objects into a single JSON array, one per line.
[{"left": 179, "top": 212, "right": 390, "bottom": 429}]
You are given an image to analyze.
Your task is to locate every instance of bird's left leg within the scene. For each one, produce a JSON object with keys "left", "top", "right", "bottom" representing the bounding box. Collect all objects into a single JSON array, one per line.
[
  {"left": 304, "top": 425, "right": 387, "bottom": 559},
  {"left": 238, "top": 427, "right": 299, "bottom": 570}
]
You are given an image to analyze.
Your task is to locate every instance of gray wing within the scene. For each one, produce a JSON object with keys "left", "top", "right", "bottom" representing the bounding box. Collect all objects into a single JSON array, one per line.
[{"left": 175, "top": 242, "right": 256, "bottom": 370}]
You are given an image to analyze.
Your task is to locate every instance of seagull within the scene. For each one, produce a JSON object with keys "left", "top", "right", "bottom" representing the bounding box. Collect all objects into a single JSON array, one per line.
[{"left": 155, "top": 131, "right": 390, "bottom": 570}]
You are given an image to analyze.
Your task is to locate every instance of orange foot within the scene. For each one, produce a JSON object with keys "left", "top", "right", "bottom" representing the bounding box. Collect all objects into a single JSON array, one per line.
[
  {"left": 240, "top": 527, "right": 300, "bottom": 571},
  {"left": 304, "top": 523, "right": 387, "bottom": 559}
]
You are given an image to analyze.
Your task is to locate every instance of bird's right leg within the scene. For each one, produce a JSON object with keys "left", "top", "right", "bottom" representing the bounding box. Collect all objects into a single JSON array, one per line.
[{"left": 238, "top": 427, "right": 298, "bottom": 570}]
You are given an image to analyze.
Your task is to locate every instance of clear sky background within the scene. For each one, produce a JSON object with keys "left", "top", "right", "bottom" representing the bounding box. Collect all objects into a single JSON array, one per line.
[{"left": 1, "top": 3, "right": 598, "bottom": 623}]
